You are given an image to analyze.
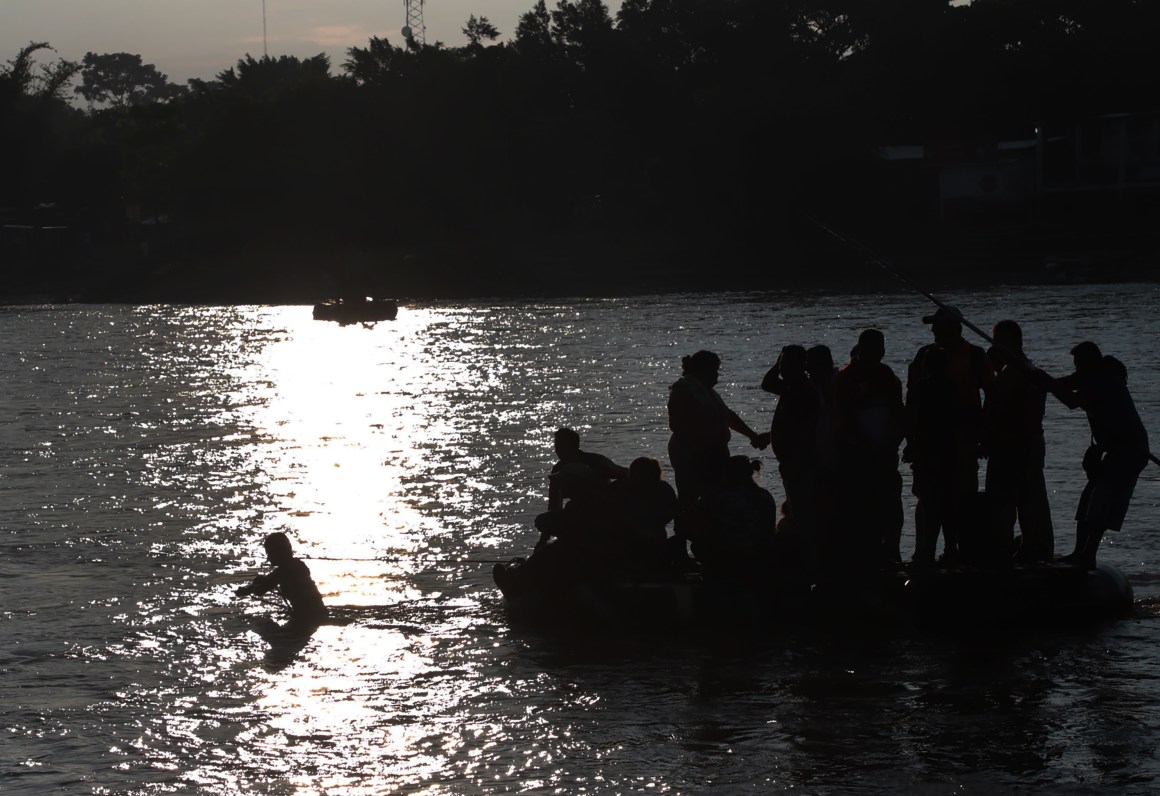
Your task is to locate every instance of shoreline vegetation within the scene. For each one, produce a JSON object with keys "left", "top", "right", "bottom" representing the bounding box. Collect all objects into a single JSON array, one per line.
[
  {"left": 3, "top": 248, "right": 1158, "bottom": 306},
  {"left": 5, "top": 223, "right": 1158, "bottom": 306},
  {"left": 4, "top": 1, "right": 1160, "bottom": 304}
]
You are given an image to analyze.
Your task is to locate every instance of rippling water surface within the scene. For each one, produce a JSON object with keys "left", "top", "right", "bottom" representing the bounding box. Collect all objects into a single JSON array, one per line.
[{"left": 2, "top": 285, "right": 1160, "bottom": 794}]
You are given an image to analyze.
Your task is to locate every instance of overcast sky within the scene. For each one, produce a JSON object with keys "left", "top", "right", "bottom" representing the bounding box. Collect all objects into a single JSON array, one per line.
[{"left": 2, "top": 0, "right": 625, "bottom": 84}]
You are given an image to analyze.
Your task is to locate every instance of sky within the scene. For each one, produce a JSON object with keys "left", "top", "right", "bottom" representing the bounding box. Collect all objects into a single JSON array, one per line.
[{"left": 1, "top": 0, "right": 624, "bottom": 85}]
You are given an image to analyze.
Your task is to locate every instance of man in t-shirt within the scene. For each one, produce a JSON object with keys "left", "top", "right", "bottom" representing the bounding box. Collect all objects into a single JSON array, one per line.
[
  {"left": 235, "top": 532, "right": 327, "bottom": 629},
  {"left": 981, "top": 320, "right": 1053, "bottom": 563},
  {"left": 531, "top": 427, "right": 631, "bottom": 567},
  {"left": 1034, "top": 342, "right": 1150, "bottom": 568},
  {"left": 547, "top": 427, "right": 629, "bottom": 512}
]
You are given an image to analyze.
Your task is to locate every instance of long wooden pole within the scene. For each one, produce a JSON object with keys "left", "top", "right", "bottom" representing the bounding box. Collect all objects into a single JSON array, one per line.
[{"left": 806, "top": 215, "right": 995, "bottom": 346}]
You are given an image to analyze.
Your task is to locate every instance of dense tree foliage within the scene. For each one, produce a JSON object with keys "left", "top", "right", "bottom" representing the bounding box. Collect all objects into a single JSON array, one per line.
[
  {"left": 463, "top": 15, "right": 501, "bottom": 48},
  {"left": 2, "top": 0, "right": 1159, "bottom": 300},
  {"left": 75, "top": 52, "right": 187, "bottom": 108},
  {"left": 1, "top": 42, "right": 81, "bottom": 102},
  {"left": 0, "top": 43, "right": 84, "bottom": 210}
]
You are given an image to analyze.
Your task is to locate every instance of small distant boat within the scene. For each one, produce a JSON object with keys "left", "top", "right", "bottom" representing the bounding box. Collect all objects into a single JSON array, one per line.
[{"left": 312, "top": 298, "right": 398, "bottom": 325}]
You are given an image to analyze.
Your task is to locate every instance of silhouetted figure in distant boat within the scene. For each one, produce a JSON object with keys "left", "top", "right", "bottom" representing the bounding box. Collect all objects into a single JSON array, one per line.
[
  {"left": 906, "top": 306, "right": 994, "bottom": 566},
  {"left": 667, "top": 350, "right": 769, "bottom": 548},
  {"left": 690, "top": 456, "right": 777, "bottom": 581},
  {"left": 762, "top": 344, "right": 820, "bottom": 566},
  {"left": 982, "top": 320, "right": 1054, "bottom": 563},
  {"left": 339, "top": 247, "right": 375, "bottom": 305},
  {"left": 904, "top": 346, "right": 960, "bottom": 568},
  {"left": 833, "top": 329, "right": 906, "bottom": 572},
  {"left": 235, "top": 532, "right": 327, "bottom": 629},
  {"left": 1033, "top": 341, "right": 1150, "bottom": 569}
]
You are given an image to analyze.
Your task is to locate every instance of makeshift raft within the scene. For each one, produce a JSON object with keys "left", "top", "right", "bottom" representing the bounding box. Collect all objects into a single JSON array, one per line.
[{"left": 493, "top": 557, "right": 1135, "bottom": 632}]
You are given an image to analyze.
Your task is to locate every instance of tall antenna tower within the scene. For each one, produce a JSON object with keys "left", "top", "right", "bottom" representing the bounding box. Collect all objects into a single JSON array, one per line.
[
  {"left": 262, "top": 0, "right": 268, "bottom": 57},
  {"left": 402, "top": 0, "right": 426, "bottom": 49}
]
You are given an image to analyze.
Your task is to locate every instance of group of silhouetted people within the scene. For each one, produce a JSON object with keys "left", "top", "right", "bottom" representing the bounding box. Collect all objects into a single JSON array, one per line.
[
  {"left": 244, "top": 308, "right": 1152, "bottom": 621},
  {"left": 502, "top": 306, "right": 1151, "bottom": 595},
  {"left": 503, "top": 429, "right": 678, "bottom": 591}
]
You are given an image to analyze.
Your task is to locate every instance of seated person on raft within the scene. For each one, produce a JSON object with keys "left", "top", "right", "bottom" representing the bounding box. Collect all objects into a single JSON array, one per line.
[
  {"left": 547, "top": 427, "right": 628, "bottom": 513},
  {"left": 536, "top": 427, "right": 628, "bottom": 551},
  {"left": 689, "top": 456, "right": 778, "bottom": 580},
  {"left": 513, "top": 456, "right": 678, "bottom": 588},
  {"left": 608, "top": 457, "right": 678, "bottom": 575}
]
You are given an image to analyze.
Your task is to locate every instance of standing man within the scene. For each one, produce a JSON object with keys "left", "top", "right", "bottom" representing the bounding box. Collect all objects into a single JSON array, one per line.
[
  {"left": 907, "top": 306, "right": 994, "bottom": 565},
  {"left": 762, "top": 344, "right": 821, "bottom": 557},
  {"left": 981, "top": 320, "right": 1054, "bottom": 563},
  {"left": 1034, "top": 342, "right": 1150, "bottom": 568},
  {"left": 905, "top": 346, "right": 960, "bottom": 568}
]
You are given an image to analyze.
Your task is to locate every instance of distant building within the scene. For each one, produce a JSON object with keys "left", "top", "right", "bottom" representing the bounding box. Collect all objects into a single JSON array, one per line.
[
  {"left": 877, "top": 139, "right": 1035, "bottom": 225},
  {"left": 1038, "top": 112, "right": 1160, "bottom": 219},
  {"left": 877, "top": 111, "right": 1160, "bottom": 229}
]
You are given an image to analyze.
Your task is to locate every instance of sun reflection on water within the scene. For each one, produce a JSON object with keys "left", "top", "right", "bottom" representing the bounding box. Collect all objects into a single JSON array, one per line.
[
  {"left": 216, "top": 306, "right": 477, "bottom": 579},
  {"left": 165, "top": 304, "right": 525, "bottom": 793}
]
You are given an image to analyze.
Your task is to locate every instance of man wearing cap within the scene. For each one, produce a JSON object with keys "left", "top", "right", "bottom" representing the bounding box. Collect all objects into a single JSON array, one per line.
[{"left": 906, "top": 305, "right": 995, "bottom": 566}]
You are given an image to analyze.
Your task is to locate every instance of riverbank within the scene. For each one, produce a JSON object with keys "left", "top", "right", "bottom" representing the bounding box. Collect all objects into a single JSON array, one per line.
[{"left": 3, "top": 226, "right": 1158, "bottom": 305}]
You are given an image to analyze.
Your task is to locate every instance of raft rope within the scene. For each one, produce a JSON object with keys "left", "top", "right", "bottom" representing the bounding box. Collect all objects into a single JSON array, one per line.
[{"left": 302, "top": 556, "right": 509, "bottom": 565}]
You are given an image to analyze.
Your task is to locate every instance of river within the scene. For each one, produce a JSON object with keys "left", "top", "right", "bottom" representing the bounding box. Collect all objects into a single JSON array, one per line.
[{"left": 2, "top": 284, "right": 1159, "bottom": 794}]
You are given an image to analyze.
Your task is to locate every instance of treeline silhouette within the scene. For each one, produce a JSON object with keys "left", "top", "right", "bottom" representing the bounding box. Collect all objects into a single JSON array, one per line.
[{"left": 2, "top": 0, "right": 1159, "bottom": 301}]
